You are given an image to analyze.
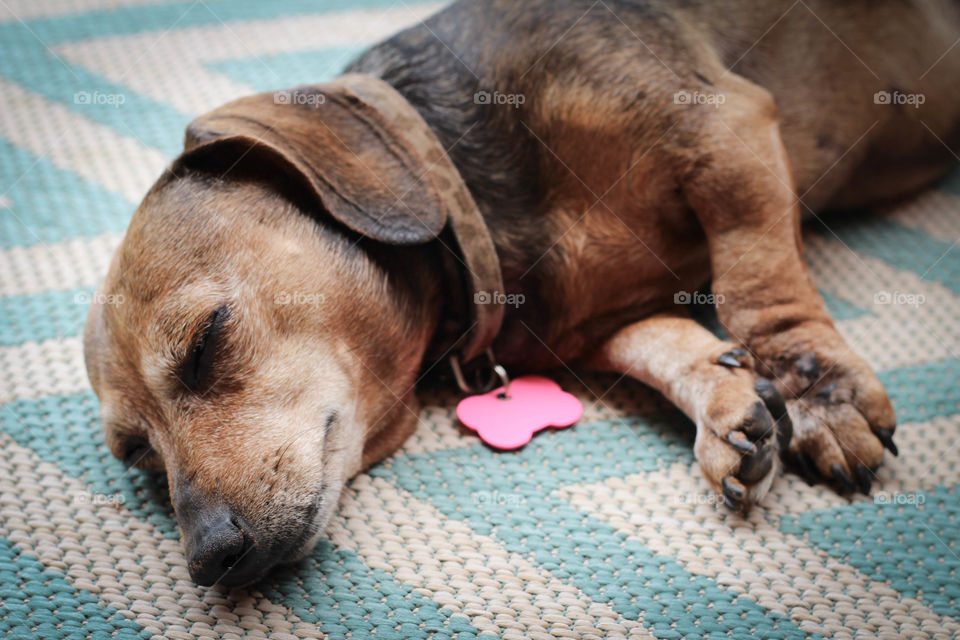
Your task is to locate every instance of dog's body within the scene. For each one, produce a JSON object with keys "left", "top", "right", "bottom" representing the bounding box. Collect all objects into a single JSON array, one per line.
[
  {"left": 348, "top": 0, "right": 960, "bottom": 371},
  {"left": 84, "top": 0, "right": 960, "bottom": 586}
]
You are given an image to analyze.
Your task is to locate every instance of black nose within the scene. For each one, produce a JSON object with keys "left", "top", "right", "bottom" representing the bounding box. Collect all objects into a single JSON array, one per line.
[
  {"left": 186, "top": 508, "right": 249, "bottom": 586},
  {"left": 174, "top": 482, "right": 259, "bottom": 586}
]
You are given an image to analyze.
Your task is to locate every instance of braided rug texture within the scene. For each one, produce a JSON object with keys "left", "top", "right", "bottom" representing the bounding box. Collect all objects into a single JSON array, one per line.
[{"left": 0, "top": 1, "right": 958, "bottom": 639}]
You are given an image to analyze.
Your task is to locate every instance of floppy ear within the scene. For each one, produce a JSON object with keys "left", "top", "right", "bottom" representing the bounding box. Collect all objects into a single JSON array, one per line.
[{"left": 176, "top": 84, "right": 447, "bottom": 245}]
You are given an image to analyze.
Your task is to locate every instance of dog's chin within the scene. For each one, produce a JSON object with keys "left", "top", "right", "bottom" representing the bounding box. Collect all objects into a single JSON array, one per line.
[
  {"left": 277, "top": 481, "right": 341, "bottom": 564},
  {"left": 212, "top": 485, "right": 338, "bottom": 589},
  {"left": 218, "top": 514, "right": 332, "bottom": 589}
]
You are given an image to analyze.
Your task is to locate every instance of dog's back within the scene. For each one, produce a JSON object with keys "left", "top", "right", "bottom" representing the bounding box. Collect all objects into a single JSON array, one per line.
[
  {"left": 348, "top": 0, "right": 960, "bottom": 367},
  {"left": 351, "top": 0, "right": 959, "bottom": 212}
]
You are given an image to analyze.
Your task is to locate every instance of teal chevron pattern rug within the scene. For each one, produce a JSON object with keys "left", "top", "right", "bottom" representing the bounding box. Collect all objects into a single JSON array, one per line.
[{"left": 1, "top": 1, "right": 959, "bottom": 638}]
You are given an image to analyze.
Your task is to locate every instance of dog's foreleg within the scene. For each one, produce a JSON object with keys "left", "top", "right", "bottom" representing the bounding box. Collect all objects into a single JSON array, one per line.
[
  {"left": 681, "top": 75, "right": 894, "bottom": 494},
  {"left": 592, "top": 312, "right": 791, "bottom": 511}
]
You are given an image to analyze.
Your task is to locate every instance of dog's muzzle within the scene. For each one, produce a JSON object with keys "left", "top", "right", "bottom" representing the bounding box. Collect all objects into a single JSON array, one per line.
[{"left": 175, "top": 480, "right": 268, "bottom": 587}]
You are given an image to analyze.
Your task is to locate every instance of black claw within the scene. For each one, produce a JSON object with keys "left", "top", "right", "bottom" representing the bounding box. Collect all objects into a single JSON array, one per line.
[
  {"left": 742, "top": 401, "right": 776, "bottom": 441},
  {"left": 718, "top": 352, "right": 744, "bottom": 368},
  {"left": 854, "top": 464, "right": 873, "bottom": 495},
  {"left": 776, "top": 419, "right": 794, "bottom": 455},
  {"left": 721, "top": 493, "right": 742, "bottom": 512},
  {"left": 876, "top": 428, "right": 899, "bottom": 457},
  {"left": 755, "top": 378, "right": 785, "bottom": 416},
  {"left": 722, "top": 476, "right": 746, "bottom": 501},
  {"left": 795, "top": 453, "right": 820, "bottom": 485},
  {"left": 738, "top": 444, "right": 774, "bottom": 483},
  {"left": 795, "top": 353, "right": 820, "bottom": 380},
  {"left": 832, "top": 464, "right": 856, "bottom": 494},
  {"left": 726, "top": 431, "right": 757, "bottom": 454},
  {"left": 755, "top": 378, "right": 793, "bottom": 452}
]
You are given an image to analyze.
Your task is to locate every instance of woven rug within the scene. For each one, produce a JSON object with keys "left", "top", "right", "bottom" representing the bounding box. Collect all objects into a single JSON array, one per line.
[{"left": 1, "top": 1, "right": 959, "bottom": 638}]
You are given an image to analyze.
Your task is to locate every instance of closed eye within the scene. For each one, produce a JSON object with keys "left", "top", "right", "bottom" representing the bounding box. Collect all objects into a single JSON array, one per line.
[{"left": 178, "top": 305, "right": 229, "bottom": 392}]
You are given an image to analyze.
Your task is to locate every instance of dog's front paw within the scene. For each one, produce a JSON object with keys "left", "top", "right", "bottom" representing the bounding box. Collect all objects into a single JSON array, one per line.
[
  {"left": 692, "top": 349, "right": 793, "bottom": 513},
  {"left": 750, "top": 324, "right": 897, "bottom": 494}
]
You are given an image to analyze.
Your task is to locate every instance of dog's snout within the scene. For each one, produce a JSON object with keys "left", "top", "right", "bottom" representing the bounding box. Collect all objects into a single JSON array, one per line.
[
  {"left": 186, "top": 508, "right": 249, "bottom": 586},
  {"left": 175, "top": 482, "right": 260, "bottom": 587}
]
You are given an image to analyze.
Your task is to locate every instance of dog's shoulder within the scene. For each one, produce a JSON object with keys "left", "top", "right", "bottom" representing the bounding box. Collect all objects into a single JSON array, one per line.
[
  {"left": 344, "top": 0, "right": 704, "bottom": 249},
  {"left": 345, "top": 1, "right": 545, "bottom": 225}
]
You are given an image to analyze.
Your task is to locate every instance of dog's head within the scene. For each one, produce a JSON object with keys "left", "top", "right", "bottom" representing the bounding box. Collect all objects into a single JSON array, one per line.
[{"left": 83, "top": 84, "right": 448, "bottom": 586}]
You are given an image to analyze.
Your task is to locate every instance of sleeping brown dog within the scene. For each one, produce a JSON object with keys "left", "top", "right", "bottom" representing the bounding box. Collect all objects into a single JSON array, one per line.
[{"left": 83, "top": 0, "right": 960, "bottom": 586}]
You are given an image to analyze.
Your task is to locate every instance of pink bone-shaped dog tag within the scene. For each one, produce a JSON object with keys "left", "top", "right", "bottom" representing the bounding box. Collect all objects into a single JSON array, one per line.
[{"left": 456, "top": 375, "right": 583, "bottom": 449}]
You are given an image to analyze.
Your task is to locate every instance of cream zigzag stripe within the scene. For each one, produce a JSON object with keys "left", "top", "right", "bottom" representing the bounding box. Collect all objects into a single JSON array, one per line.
[
  {"left": 0, "top": 78, "right": 167, "bottom": 203},
  {"left": 881, "top": 414, "right": 960, "bottom": 491},
  {"left": 807, "top": 235, "right": 960, "bottom": 368},
  {"left": 555, "top": 441, "right": 960, "bottom": 640},
  {"left": 329, "top": 475, "right": 657, "bottom": 640},
  {"left": 0, "top": 232, "right": 122, "bottom": 297},
  {"left": 54, "top": 4, "right": 444, "bottom": 115},
  {"left": 0, "top": 337, "right": 88, "bottom": 404},
  {"left": 885, "top": 190, "right": 960, "bottom": 242},
  {"left": 0, "top": 0, "right": 168, "bottom": 23}
]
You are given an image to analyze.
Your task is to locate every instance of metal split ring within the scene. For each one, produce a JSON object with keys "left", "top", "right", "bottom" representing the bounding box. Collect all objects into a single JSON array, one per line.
[{"left": 449, "top": 347, "right": 510, "bottom": 397}]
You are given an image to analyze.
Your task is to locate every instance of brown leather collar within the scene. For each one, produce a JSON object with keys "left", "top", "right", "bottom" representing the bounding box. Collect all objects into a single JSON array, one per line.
[{"left": 327, "top": 74, "right": 505, "bottom": 366}]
